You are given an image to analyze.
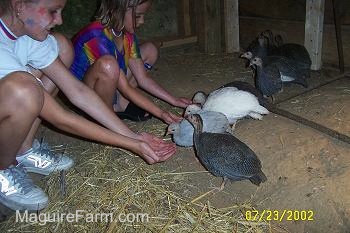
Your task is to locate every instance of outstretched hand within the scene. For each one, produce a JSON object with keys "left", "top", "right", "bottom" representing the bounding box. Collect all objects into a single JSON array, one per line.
[
  {"left": 136, "top": 132, "right": 177, "bottom": 164},
  {"left": 173, "top": 97, "right": 192, "bottom": 108},
  {"left": 161, "top": 111, "right": 182, "bottom": 124}
]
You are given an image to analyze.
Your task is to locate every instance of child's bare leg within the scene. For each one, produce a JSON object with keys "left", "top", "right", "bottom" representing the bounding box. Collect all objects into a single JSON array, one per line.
[
  {"left": 126, "top": 41, "right": 159, "bottom": 88},
  {"left": 0, "top": 73, "right": 44, "bottom": 169},
  {"left": 118, "top": 41, "right": 159, "bottom": 112},
  {"left": 83, "top": 55, "right": 121, "bottom": 110},
  {"left": 140, "top": 41, "right": 159, "bottom": 68},
  {"left": 17, "top": 33, "right": 74, "bottom": 154}
]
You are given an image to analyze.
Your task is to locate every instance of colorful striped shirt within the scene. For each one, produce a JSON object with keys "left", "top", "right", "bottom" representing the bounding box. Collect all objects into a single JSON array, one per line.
[{"left": 70, "top": 21, "right": 141, "bottom": 80}]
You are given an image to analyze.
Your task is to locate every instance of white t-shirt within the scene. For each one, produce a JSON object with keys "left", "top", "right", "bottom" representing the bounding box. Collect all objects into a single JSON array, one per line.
[{"left": 0, "top": 18, "right": 59, "bottom": 79}]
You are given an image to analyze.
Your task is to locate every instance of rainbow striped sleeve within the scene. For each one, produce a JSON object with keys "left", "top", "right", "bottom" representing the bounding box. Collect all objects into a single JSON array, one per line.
[
  {"left": 83, "top": 37, "right": 115, "bottom": 65},
  {"left": 123, "top": 32, "right": 141, "bottom": 67}
]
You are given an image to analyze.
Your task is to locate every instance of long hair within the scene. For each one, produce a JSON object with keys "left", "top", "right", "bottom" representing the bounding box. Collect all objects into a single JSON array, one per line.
[
  {"left": 0, "top": 0, "right": 13, "bottom": 17},
  {"left": 0, "top": 0, "right": 38, "bottom": 17},
  {"left": 96, "top": 0, "right": 149, "bottom": 29}
]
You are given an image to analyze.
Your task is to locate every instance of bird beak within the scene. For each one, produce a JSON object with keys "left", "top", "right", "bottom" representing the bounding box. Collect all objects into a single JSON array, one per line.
[
  {"left": 249, "top": 62, "right": 255, "bottom": 68},
  {"left": 240, "top": 53, "right": 249, "bottom": 59},
  {"left": 164, "top": 129, "right": 170, "bottom": 137}
]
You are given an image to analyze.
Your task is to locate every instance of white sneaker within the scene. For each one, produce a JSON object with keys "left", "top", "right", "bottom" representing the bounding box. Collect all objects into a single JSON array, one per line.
[
  {"left": 16, "top": 139, "right": 74, "bottom": 176},
  {"left": 0, "top": 165, "right": 48, "bottom": 211}
]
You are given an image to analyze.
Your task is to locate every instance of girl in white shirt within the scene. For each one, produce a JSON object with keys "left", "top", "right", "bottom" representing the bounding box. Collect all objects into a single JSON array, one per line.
[{"left": 0, "top": 0, "right": 176, "bottom": 211}]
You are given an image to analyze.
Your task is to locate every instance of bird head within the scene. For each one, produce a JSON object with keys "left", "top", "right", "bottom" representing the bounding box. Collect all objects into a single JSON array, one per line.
[
  {"left": 165, "top": 122, "right": 180, "bottom": 136},
  {"left": 184, "top": 104, "right": 201, "bottom": 117},
  {"left": 261, "top": 30, "right": 274, "bottom": 42},
  {"left": 192, "top": 91, "right": 207, "bottom": 106},
  {"left": 257, "top": 35, "right": 268, "bottom": 48},
  {"left": 185, "top": 114, "right": 203, "bottom": 132},
  {"left": 249, "top": 57, "right": 263, "bottom": 68},
  {"left": 274, "top": 34, "right": 283, "bottom": 47},
  {"left": 240, "top": 51, "right": 253, "bottom": 60}
]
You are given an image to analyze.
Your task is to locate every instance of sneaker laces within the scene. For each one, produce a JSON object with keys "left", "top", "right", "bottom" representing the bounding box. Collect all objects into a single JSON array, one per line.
[
  {"left": 33, "top": 141, "right": 61, "bottom": 163},
  {"left": 3, "top": 165, "right": 35, "bottom": 194}
]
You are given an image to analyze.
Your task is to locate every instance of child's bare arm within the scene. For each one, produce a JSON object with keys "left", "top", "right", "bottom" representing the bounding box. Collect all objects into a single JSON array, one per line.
[
  {"left": 42, "top": 58, "right": 138, "bottom": 138},
  {"left": 39, "top": 90, "right": 176, "bottom": 164},
  {"left": 117, "top": 71, "right": 181, "bottom": 124},
  {"left": 128, "top": 58, "right": 192, "bottom": 108}
]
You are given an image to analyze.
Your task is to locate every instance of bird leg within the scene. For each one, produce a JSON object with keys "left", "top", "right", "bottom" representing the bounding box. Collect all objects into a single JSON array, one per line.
[
  {"left": 226, "top": 127, "right": 234, "bottom": 135},
  {"left": 248, "top": 112, "right": 263, "bottom": 120},
  {"left": 263, "top": 94, "right": 276, "bottom": 104},
  {"left": 217, "top": 177, "right": 228, "bottom": 191},
  {"left": 231, "top": 122, "right": 237, "bottom": 131},
  {"left": 59, "top": 147, "right": 67, "bottom": 198}
]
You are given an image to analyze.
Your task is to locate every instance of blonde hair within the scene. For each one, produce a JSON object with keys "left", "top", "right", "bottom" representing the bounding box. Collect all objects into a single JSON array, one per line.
[
  {"left": 0, "top": 0, "right": 13, "bottom": 16},
  {"left": 96, "top": 0, "right": 150, "bottom": 29},
  {"left": 0, "top": 0, "right": 39, "bottom": 17}
]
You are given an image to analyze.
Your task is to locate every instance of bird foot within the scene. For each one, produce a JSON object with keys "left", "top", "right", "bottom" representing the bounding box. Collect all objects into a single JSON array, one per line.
[
  {"left": 226, "top": 127, "right": 234, "bottom": 135},
  {"left": 230, "top": 122, "right": 237, "bottom": 131},
  {"left": 214, "top": 177, "right": 228, "bottom": 192}
]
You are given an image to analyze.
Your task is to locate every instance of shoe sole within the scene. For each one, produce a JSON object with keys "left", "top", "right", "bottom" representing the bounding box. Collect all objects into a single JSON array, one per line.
[
  {"left": 23, "top": 161, "right": 74, "bottom": 176},
  {"left": 0, "top": 195, "right": 48, "bottom": 211}
]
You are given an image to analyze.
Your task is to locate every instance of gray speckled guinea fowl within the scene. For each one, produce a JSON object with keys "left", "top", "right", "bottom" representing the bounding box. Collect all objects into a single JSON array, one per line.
[
  {"left": 250, "top": 56, "right": 308, "bottom": 96},
  {"left": 249, "top": 57, "right": 283, "bottom": 98},
  {"left": 167, "top": 111, "right": 230, "bottom": 147},
  {"left": 260, "top": 30, "right": 311, "bottom": 68},
  {"left": 240, "top": 35, "right": 270, "bottom": 66},
  {"left": 261, "top": 30, "right": 279, "bottom": 52},
  {"left": 263, "top": 55, "right": 309, "bottom": 87},
  {"left": 274, "top": 43, "right": 311, "bottom": 69},
  {"left": 187, "top": 114, "right": 267, "bottom": 187}
]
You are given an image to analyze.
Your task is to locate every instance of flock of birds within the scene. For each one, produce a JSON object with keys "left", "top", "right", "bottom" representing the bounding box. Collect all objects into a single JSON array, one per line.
[
  {"left": 166, "top": 30, "right": 312, "bottom": 189},
  {"left": 242, "top": 30, "right": 311, "bottom": 101}
]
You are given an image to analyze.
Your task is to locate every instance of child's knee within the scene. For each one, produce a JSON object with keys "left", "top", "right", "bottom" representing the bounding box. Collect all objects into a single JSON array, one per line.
[
  {"left": 3, "top": 72, "right": 44, "bottom": 114},
  {"left": 52, "top": 32, "right": 74, "bottom": 67},
  {"left": 141, "top": 42, "right": 159, "bottom": 64},
  {"left": 95, "top": 55, "right": 121, "bottom": 81}
]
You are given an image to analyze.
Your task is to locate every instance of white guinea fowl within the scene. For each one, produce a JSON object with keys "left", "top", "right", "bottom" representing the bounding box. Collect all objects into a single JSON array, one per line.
[
  {"left": 168, "top": 111, "right": 231, "bottom": 147},
  {"left": 192, "top": 91, "right": 207, "bottom": 106},
  {"left": 193, "top": 87, "right": 269, "bottom": 126},
  {"left": 184, "top": 104, "right": 202, "bottom": 116},
  {"left": 192, "top": 87, "right": 239, "bottom": 106}
]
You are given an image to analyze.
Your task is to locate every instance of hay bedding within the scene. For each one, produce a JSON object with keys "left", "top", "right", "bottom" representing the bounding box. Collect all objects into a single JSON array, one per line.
[{"left": 1, "top": 107, "right": 283, "bottom": 233}]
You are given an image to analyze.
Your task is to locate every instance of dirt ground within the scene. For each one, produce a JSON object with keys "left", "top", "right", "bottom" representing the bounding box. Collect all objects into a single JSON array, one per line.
[
  {"left": 1, "top": 45, "right": 349, "bottom": 233},
  {"left": 145, "top": 46, "right": 350, "bottom": 232}
]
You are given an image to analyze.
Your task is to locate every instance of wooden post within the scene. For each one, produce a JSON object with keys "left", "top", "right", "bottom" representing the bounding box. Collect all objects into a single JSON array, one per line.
[
  {"left": 224, "top": 0, "right": 240, "bottom": 53},
  {"left": 332, "top": 0, "right": 344, "bottom": 73},
  {"left": 177, "top": 0, "right": 192, "bottom": 37},
  {"left": 196, "top": 0, "right": 221, "bottom": 53},
  {"left": 304, "top": 0, "right": 325, "bottom": 70}
]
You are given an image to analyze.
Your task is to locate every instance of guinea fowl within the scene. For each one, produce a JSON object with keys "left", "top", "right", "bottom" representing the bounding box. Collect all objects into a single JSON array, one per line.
[
  {"left": 220, "top": 81, "right": 268, "bottom": 106},
  {"left": 241, "top": 31, "right": 311, "bottom": 75},
  {"left": 261, "top": 30, "right": 311, "bottom": 67},
  {"left": 188, "top": 87, "right": 269, "bottom": 128},
  {"left": 273, "top": 43, "right": 311, "bottom": 69},
  {"left": 249, "top": 57, "right": 283, "bottom": 98},
  {"left": 167, "top": 111, "right": 230, "bottom": 147},
  {"left": 261, "top": 30, "right": 280, "bottom": 52},
  {"left": 250, "top": 56, "right": 308, "bottom": 95},
  {"left": 187, "top": 114, "right": 267, "bottom": 188},
  {"left": 240, "top": 35, "right": 270, "bottom": 66}
]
